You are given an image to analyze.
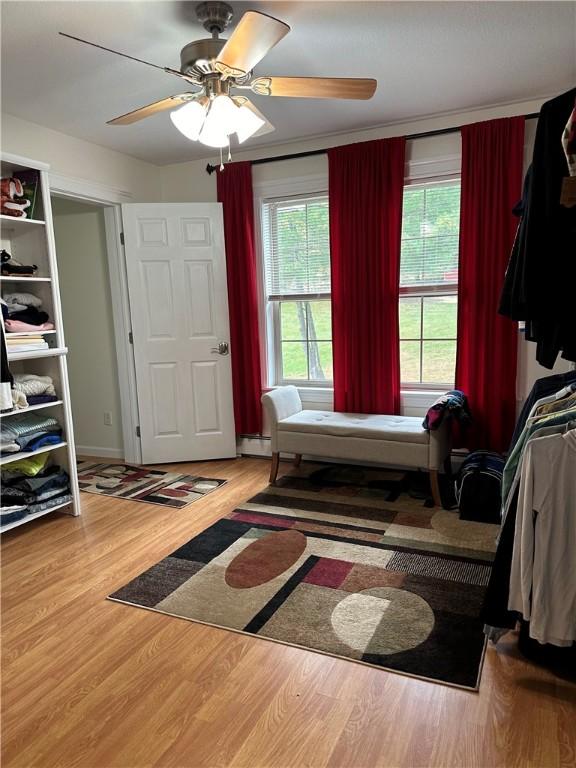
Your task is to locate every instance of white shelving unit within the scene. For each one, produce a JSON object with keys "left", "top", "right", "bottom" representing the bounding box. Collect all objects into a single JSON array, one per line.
[{"left": 1, "top": 152, "right": 80, "bottom": 533}]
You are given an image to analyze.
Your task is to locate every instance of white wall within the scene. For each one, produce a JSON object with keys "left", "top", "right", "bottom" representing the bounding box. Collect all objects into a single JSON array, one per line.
[
  {"left": 52, "top": 197, "right": 124, "bottom": 458},
  {"left": 2, "top": 113, "right": 160, "bottom": 202}
]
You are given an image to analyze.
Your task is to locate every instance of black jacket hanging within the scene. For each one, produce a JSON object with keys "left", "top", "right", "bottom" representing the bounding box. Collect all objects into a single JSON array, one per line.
[{"left": 499, "top": 87, "right": 576, "bottom": 368}]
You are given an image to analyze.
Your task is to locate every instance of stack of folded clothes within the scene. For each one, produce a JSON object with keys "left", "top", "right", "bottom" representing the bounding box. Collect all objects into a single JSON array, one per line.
[
  {"left": 2, "top": 292, "right": 55, "bottom": 333},
  {"left": 1, "top": 453, "right": 72, "bottom": 527},
  {"left": 11, "top": 373, "right": 58, "bottom": 409},
  {"left": 4, "top": 335, "right": 49, "bottom": 355},
  {"left": 1, "top": 249, "right": 38, "bottom": 277},
  {"left": 0, "top": 411, "right": 62, "bottom": 455}
]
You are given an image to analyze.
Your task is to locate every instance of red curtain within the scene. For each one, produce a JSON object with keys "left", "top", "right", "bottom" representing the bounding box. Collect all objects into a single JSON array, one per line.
[
  {"left": 456, "top": 117, "right": 525, "bottom": 452},
  {"left": 217, "top": 161, "right": 262, "bottom": 435},
  {"left": 328, "top": 138, "right": 406, "bottom": 414}
]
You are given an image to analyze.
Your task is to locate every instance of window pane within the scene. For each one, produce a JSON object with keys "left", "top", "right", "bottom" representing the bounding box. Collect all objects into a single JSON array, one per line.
[
  {"left": 400, "top": 182, "right": 460, "bottom": 288},
  {"left": 422, "top": 296, "right": 457, "bottom": 339},
  {"left": 400, "top": 237, "right": 424, "bottom": 286},
  {"left": 422, "top": 340, "right": 456, "bottom": 383},
  {"left": 282, "top": 342, "right": 308, "bottom": 379},
  {"left": 399, "top": 297, "right": 422, "bottom": 339},
  {"left": 307, "top": 300, "right": 332, "bottom": 339},
  {"left": 310, "top": 341, "right": 333, "bottom": 380},
  {"left": 280, "top": 301, "right": 307, "bottom": 341},
  {"left": 401, "top": 187, "right": 425, "bottom": 239},
  {"left": 400, "top": 340, "right": 421, "bottom": 383},
  {"left": 263, "top": 195, "right": 330, "bottom": 297}
]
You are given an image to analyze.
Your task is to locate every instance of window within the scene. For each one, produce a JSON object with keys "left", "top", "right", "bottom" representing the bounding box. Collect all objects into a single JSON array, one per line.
[
  {"left": 262, "top": 194, "right": 332, "bottom": 385},
  {"left": 399, "top": 181, "right": 460, "bottom": 387},
  {"left": 260, "top": 179, "right": 461, "bottom": 392}
]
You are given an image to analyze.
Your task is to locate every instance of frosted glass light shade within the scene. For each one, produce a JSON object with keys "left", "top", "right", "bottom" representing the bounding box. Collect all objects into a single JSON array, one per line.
[
  {"left": 197, "top": 95, "right": 239, "bottom": 148},
  {"left": 207, "top": 95, "right": 239, "bottom": 127},
  {"left": 198, "top": 125, "right": 230, "bottom": 148},
  {"left": 169, "top": 99, "right": 207, "bottom": 141},
  {"left": 236, "top": 104, "right": 266, "bottom": 144}
]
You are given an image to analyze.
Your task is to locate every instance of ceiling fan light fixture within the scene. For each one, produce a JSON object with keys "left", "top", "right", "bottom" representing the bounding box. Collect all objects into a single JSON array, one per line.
[
  {"left": 206, "top": 94, "right": 238, "bottom": 127},
  {"left": 198, "top": 124, "right": 230, "bottom": 148},
  {"left": 169, "top": 97, "right": 208, "bottom": 141},
  {"left": 196, "top": 93, "right": 242, "bottom": 148},
  {"left": 235, "top": 103, "right": 265, "bottom": 143}
]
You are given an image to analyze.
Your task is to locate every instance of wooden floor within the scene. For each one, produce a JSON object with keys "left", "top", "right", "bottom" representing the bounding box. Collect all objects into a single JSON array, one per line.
[{"left": 2, "top": 457, "right": 575, "bottom": 768}]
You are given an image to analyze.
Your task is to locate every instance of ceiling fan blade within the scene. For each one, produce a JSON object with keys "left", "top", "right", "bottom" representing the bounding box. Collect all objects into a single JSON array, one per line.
[
  {"left": 215, "top": 11, "right": 290, "bottom": 79},
  {"left": 251, "top": 76, "right": 377, "bottom": 100},
  {"left": 107, "top": 94, "right": 197, "bottom": 125},
  {"left": 232, "top": 97, "right": 275, "bottom": 138},
  {"left": 58, "top": 32, "right": 194, "bottom": 83}
]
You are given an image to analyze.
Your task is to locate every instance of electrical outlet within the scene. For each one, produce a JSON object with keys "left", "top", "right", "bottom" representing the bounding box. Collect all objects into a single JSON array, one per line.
[{"left": 103, "top": 411, "right": 113, "bottom": 426}]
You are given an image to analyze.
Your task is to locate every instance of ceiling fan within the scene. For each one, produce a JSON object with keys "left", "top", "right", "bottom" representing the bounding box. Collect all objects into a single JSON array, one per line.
[{"left": 60, "top": 2, "right": 377, "bottom": 151}]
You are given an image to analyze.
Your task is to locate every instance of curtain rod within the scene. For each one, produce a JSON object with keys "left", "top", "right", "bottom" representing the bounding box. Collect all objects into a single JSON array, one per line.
[{"left": 205, "top": 112, "right": 539, "bottom": 175}]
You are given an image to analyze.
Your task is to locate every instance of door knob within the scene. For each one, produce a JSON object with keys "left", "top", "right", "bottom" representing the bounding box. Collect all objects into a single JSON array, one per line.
[{"left": 211, "top": 341, "right": 229, "bottom": 355}]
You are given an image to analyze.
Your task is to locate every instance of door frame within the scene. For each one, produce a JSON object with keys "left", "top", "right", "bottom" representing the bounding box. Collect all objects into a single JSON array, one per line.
[{"left": 49, "top": 173, "right": 142, "bottom": 463}]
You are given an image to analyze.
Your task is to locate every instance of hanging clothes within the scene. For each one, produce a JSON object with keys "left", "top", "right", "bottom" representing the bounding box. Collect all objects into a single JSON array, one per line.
[
  {"left": 502, "top": 391, "right": 576, "bottom": 509},
  {"left": 481, "top": 373, "right": 576, "bottom": 641},
  {"left": 499, "top": 87, "right": 576, "bottom": 368},
  {"left": 510, "top": 370, "right": 576, "bottom": 449},
  {"left": 508, "top": 429, "right": 576, "bottom": 647}
]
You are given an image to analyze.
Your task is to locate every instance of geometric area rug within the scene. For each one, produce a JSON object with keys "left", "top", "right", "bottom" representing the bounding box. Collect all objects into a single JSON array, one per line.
[
  {"left": 108, "top": 462, "right": 498, "bottom": 689},
  {"left": 77, "top": 462, "right": 226, "bottom": 509}
]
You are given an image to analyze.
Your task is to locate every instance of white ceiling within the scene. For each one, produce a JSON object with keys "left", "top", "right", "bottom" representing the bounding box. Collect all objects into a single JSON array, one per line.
[{"left": 2, "top": 1, "right": 575, "bottom": 166}]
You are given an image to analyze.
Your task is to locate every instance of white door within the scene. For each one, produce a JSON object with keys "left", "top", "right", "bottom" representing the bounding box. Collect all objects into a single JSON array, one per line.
[{"left": 122, "top": 203, "right": 236, "bottom": 464}]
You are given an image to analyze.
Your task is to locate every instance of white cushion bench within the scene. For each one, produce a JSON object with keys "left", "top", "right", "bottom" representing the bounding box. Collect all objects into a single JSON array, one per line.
[{"left": 261, "top": 385, "right": 451, "bottom": 507}]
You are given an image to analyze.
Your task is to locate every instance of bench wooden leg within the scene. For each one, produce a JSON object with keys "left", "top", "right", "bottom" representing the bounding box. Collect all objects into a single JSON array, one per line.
[
  {"left": 269, "top": 452, "right": 280, "bottom": 485},
  {"left": 430, "top": 470, "right": 442, "bottom": 508},
  {"left": 293, "top": 453, "right": 302, "bottom": 468}
]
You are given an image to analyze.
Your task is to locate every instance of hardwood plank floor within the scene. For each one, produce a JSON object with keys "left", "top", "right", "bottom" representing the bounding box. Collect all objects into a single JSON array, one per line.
[{"left": 2, "top": 457, "right": 575, "bottom": 768}]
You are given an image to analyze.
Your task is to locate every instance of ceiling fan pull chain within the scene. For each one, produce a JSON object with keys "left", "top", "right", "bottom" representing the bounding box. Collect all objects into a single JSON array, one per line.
[{"left": 219, "top": 146, "right": 224, "bottom": 171}]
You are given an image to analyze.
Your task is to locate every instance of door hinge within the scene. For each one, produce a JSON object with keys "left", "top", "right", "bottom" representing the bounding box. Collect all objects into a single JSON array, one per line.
[
  {"left": 120, "top": 231, "right": 125, "bottom": 245},
  {"left": 136, "top": 425, "right": 141, "bottom": 437},
  {"left": 128, "top": 331, "right": 133, "bottom": 344}
]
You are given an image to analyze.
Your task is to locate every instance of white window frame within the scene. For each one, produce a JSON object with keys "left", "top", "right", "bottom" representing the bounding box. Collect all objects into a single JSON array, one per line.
[
  {"left": 254, "top": 175, "right": 330, "bottom": 393},
  {"left": 254, "top": 155, "right": 462, "bottom": 411},
  {"left": 270, "top": 295, "right": 333, "bottom": 388},
  {"left": 400, "top": 173, "right": 461, "bottom": 391}
]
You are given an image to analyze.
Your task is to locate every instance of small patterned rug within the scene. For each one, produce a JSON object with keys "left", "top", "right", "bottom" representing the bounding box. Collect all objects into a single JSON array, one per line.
[
  {"left": 77, "top": 462, "right": 226, "bottom": 509},
  {"left": 109, "top": 462, "right": 498, "bottom": 689}
]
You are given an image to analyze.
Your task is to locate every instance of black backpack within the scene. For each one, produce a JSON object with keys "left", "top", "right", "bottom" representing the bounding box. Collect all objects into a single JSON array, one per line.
[{"left": 455, "top": 450, "right": 505, "bottom": 524}]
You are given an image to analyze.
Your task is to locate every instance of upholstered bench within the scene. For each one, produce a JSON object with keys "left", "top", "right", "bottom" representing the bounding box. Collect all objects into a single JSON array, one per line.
[{"left": 261, "top": 385, "right": 451, "bottom": 507}]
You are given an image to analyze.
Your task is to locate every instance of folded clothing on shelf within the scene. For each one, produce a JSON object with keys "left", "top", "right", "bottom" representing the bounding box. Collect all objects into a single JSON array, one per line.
[
  {"left": 1, "top": 249, "right": 38, "bottom": 277},
  {"left": 26, "top": 394, "right": 59, "bottom": 406},
  {"left": 4, "top": 319, "right": 54, "bottom": 332},
  {"left": 3, "top": 292, "right": 43, "bottom": 311},
  {"left": 4, "top": 371, "right": 59, "bottom": 417},
  {"left": 5, "top": 346, "right": 49, "bottom": 355},
  {"left": 3, "top": 451, "right": 50, "bottom": 476},
  {"left": 13, "top": 374, "right": 56, "bottom": 397},
  {"left": 5, "top": 335, "right": 46, "bottom": 346},
  {"left": 2, "top": 292, "right": 53, "bottom": 331},
  {"left": 4, "top": 339, "right": 49, "bottom": 354},
  {"left": 1, "top": 462, "right": 71, "bottom": 527},
  {"left": 9, "top": 389, "right": 27, "bottom": 411},
  {"left": 0, "top": 505, "right": 29, "bottom": 526},
  {"left": 0, "top": 411, "right": 62, "bottom": 455}
]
